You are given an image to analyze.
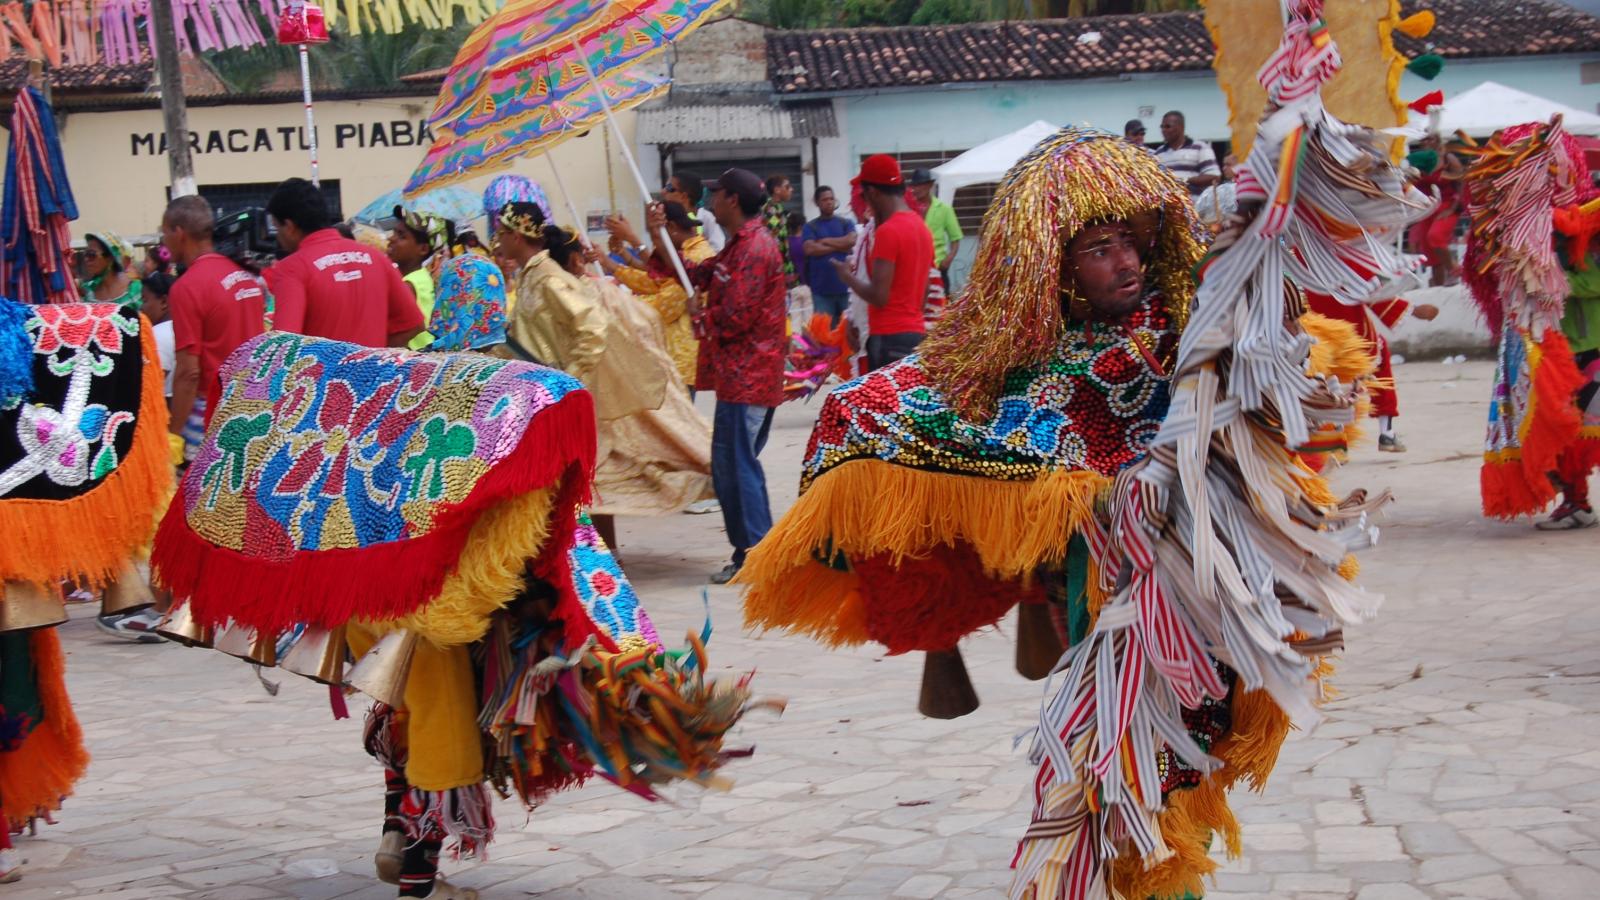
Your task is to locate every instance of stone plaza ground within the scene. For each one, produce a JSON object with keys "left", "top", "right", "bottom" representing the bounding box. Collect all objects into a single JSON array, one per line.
[{"left": 11, "top": 358, "right": 1600, "bottom": 899}]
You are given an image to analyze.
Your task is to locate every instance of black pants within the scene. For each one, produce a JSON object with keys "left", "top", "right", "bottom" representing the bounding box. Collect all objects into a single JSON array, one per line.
[{"left": 866, "top": 332, "right": 925, "bottom": 371}]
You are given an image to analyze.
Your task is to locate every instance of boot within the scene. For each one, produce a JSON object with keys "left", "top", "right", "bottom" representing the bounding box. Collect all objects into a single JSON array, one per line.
[
  {"left": 918, "top": 648, "right": 980, "bottom": 719},
  {"left": 1015, "top": 601, "right": 1066, "bottom": 681},
  {"left": 375, "top": 831, "right": 403, "bottom": 884}
]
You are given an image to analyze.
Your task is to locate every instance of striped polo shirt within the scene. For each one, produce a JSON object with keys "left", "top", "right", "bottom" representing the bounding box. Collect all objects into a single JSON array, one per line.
[{"left": 1156, "top": 139, "right": 1222, "bottom": 196}]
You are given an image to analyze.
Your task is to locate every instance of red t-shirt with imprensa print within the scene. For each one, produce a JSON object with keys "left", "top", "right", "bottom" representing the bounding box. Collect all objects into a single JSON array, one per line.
[
  {"left": 265, "top": 228, "right": 421, "bottom": 347},
  {"left": 169, "top": 252, "right": 267, "bottom": 401},
  {"left": 867, "top": 209, "right": 934, "bottom": 335}
]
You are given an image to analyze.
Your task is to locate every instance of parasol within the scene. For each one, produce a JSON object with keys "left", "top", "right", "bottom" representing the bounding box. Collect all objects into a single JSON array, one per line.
[
  {"left": 354, "top": 185, "right": 483, "bottom": 223},
  {"left": 404, "top": 68, "right": 668, "bottom": 195},
  {"left": 1, "top": 85, "right": 79, "bottom": 304},
  {"left": 416, "top": 0, "right": 733, "bottom": 293},
  {"left": 428, "top": 0, "right": 729, "bottom": 134}
]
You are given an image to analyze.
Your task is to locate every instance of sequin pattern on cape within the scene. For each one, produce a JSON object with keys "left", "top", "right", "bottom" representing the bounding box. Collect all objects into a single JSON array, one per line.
[{"left": 802, "top": 301, "right": 1176, "bottom": 490}]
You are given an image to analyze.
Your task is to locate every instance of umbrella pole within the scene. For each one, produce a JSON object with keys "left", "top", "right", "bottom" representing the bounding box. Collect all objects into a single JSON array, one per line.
[
  {"left": 569, "top": 39, "right": 694, "bottom": 298},
  {"left": 299, "top": 43, "right": 320, "bottom": 187},
  {"left": 544, "top": 154, "right": 604, "bottom": 277}
]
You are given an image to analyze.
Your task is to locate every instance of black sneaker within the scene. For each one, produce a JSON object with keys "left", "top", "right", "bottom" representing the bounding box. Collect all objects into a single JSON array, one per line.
[{"left": 709, "top": 562, "right": 741, "bottom": 585}]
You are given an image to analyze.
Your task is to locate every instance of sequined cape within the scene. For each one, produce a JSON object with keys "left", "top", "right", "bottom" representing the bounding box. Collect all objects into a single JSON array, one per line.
[
  {"left": 742, "top": 299, "right": 1177, "bottom": 655},
  {"left": 152, "top": 331, "right": 600, "bottom": 640}
]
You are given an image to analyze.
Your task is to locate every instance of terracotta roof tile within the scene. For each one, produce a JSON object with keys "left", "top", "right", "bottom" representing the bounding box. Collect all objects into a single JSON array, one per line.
[
  {"left": 768, "top": 0, "right": 1600, "bottom": 94},
  {"left": 0, "top": 57, "right": 152, "bottom": 92}
]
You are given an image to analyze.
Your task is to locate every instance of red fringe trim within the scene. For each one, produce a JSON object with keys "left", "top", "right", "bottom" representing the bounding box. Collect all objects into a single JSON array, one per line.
[
  {"left": 0, "top": 630, "right": 89, "bottom": 827},
  {"left": 1482, "top": 329, "right": 1585, "bottom": 519},
  {"left": 1557, "top": 435, "right": 1600, "bottom": 490},
  {"left": 153, "top": 392, "right": 597, "bottom": 634},
  {"left": 853, "top": 542, "right": 1041, "bottom": 654},
  {"left": 0, "top": 317, "right": 171, "bottom": 587}
]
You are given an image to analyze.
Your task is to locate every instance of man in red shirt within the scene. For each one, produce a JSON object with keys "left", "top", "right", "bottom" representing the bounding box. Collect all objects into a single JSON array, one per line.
[
  {"left": 647, "top": 167, "right": 786, "bottom": 583},
  {"left": 162, "top": 195, "right": 267, "bottom": 433},
  {"left": 833, "top": 154, "right": 933, "bottom": 370},
  {"left": 264, "top": 178, "right": 422, "bottom": 348}
]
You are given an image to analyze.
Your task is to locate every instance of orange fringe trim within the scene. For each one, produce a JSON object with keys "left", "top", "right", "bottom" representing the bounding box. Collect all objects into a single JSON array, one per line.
[
  {"left": 1483, "top": 328, "right": 1584, "bottom": 519},
  {"left": 1109, "top": 686, "right": 1292, "bottom": 899},
  {"left": 740, "top": 460, "right": 1109, "bottom": 644},
  {"left": 0, "top": 629, "right": 90, "bottom": 827},
  {"left": 0, "top": 317, "right": 172, "bottom": 587}
]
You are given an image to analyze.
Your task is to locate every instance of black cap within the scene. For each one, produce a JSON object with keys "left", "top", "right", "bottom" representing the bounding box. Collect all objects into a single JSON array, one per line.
[
  {"left": 706, "top": 167, "right": 766, "bottom": 207},
  {"left": 907, "top": 167, "right": 935, "bottom": 185},
  {"left": 1124, "top": 119, "right": 1147, "bottom": 135}
]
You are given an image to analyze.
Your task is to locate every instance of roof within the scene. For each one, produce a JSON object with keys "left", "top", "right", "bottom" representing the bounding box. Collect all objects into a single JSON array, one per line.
[
  {"left": 637, "top": 98, "right": 837, "bottom": 144},
  {"left": 0, "top": 57, "right": 152, "bottom": 92},
  {"left": 768, "top": 0, "right": 1600, "bottom": 95}
]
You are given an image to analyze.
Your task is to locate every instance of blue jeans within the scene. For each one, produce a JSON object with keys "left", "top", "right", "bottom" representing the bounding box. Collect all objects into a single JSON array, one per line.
[
  {"left": 813, "top": 292, "right": 849, "bottom": 325},
  {"left": 712, "top": 401, "right": 775, "bottom": 566}
]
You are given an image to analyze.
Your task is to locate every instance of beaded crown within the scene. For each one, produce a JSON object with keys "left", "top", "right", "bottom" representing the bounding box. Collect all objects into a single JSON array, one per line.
[{"left": 920, "top": 128, "right": 1204, "bottom": 417}]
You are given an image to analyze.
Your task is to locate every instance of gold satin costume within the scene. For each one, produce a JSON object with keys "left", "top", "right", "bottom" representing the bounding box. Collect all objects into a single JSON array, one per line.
[
  {"left": 610, "top": 235, "right": 715, "bottom": 386},
  {"left": 501, "top": 251, "right": 712, "bottom": 516}
]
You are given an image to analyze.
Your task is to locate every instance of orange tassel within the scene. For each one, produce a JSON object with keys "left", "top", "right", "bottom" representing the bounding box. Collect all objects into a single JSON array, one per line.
[
  {"left": 0, "top": 629, "right": 90, "bottom": 827},
  {"left": 0, "top": 316, "right": 171, "bottom": 588}
]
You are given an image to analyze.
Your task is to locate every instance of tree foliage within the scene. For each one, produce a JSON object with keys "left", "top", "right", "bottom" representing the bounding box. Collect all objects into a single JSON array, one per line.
[{"left": 203, "top": 19, "right": 472, "bottom": 94}]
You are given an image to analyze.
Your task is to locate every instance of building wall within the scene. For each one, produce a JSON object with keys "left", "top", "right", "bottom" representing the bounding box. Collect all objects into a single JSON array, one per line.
[
  {"left": 668, "top": 17, "right": 770, "bottom": 85},
  {"left": 832, "top": 54, "right": 1599, "bottom": 179},
  {"left": 3, "top": 96, "right": 645, "bottom": 243}
]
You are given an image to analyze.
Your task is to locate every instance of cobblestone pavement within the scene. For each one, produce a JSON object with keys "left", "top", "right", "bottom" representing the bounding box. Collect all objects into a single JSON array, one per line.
[{"left": 11, "top": 359, "right": 1600, "bottom": 899}]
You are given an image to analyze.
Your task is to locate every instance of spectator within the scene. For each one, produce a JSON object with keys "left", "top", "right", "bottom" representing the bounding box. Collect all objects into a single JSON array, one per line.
[
  {"left": 80, "top": 232, "right": 143, "bottom": 309},
  {"left": 663, "top": 170, "right": 725, "bottom": 253},
  {"left": 1124, "top": 118, "right": 1147, "bottom": 145},
  {"left": 908, "top": 168, "right": 963, "bottom": 289},
  {"left": 388, "top": 205, "right": 451, "bottom": 349},
  {"left": 832, "top": 155, "right": 932, "bottom": 371},
  {"left": 94, "top": 269, "right": 180, "bottom": 642},
  {"left": 786, "top": 211, "right": 807, "bottom": 288},
  {"left": 763, "top": 174, "right": 797, "bottom": 286},
  {"left": 264, "top": 177, "right": 423, "bottom": 348},
  {"left": 161, "top": 194, "right": 268, "bottom": 434},
  {"left": 1155, "top": 110, "right": 1222, "bottom": 197},
  {"left": 801, "top": 185, "right": 857, "bottom": 326},
  {"left": 647, "top": 167, "right": 786, "bottom": 584},
  {"left": 595, "top": 202, "right": 713, "bottom": 388}
]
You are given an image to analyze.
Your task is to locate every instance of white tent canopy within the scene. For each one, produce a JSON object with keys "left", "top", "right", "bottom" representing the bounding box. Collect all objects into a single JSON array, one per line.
[
  {"left": 1395, "top": 81, "right": 1600, "bottom": 137},
  {"left": 932, "top": 120, "right": 1061, "bottom": 203}
]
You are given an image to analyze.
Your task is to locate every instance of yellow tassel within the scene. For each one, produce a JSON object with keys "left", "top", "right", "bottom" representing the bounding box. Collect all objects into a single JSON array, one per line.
[
  {"left": 1397, "top": 10, "right": 1435, "bottom": 38},
  {"left": 377, "top": 486, "right": 556, "bottom": 646},
  {"left": 739, "top": 460, "right": 1109, "bottom": 642}
]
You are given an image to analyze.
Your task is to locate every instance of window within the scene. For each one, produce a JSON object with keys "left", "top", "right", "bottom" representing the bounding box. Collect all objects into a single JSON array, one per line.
[
  {"left": 192, "top": 180, "right": 344, "bottom": 222},
  {"left": 670, "top": 154, "right": 803, "bottom": 218},
  {"left": 860, "top": 150, "right": 994, "bottom": 234}
]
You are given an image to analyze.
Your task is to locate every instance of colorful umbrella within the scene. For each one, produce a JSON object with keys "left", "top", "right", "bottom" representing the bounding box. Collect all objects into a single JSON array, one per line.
[
  {"left": 353, "top": 185, "right": 483, "bottom": 224},
  {"left": 405, "top": 68, "right": 667, "bottom": 196},
  {"left": 482, "top": 175, "right": 552, "bottom": 221},
  {"left": 2, "top": 86, "right": 79, "bottom": 304},
  {"left": 429, "top": 0, "right": 728, "bottom": 134}
]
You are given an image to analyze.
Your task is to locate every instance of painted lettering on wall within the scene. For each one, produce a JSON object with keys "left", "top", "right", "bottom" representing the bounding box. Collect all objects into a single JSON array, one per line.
[{"left": 130, "top": 121, "right": 436, "bottom": 157}]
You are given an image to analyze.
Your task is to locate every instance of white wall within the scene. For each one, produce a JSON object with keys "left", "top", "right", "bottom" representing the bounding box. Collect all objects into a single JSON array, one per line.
[{"left": 11, "top": 97, "right": 646, "bottom": 243}]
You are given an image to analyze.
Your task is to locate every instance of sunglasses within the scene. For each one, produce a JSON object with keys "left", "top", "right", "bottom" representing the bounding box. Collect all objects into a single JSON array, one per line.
[{"left": 82, "top": 249, "right": 106, "bottom": 259}]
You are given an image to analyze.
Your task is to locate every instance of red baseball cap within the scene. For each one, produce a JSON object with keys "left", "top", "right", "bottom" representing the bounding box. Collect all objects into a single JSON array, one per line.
[{"left": 855, "top": 154, "right": 904, "bottom": 187}]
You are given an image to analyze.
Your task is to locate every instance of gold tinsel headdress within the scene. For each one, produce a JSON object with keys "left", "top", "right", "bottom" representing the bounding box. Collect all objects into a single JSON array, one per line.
[{"left": 920, "top": 128, "right": 1204, "bottom": 417}]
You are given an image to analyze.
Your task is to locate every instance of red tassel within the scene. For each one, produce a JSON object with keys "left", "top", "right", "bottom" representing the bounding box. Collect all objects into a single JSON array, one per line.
[
  {"left": 853, "top": 542, "right": 1042, "bottom": 654},
  {"left": 153, "top": 392, "right": 598, "bottom": 634},
  {"left": 1407, "top": 91, "right": 1443, "bottom": 114}
]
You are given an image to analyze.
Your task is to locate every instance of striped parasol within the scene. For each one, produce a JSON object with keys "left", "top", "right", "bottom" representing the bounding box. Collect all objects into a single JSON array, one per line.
[{"left": 1, "top": 86, "right": 79, "bottom": 304}]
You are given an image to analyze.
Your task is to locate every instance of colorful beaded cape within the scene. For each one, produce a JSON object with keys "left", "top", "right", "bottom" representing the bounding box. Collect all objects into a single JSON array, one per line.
[
  {"left": 570, "top": 513, "right": 660, "bottom": 653},
  {"left": 743, "top": 300, "right": 1178, "bottom": 655},
  {"left": 0, "top": 302, "right": 170, "bottom": 589},
  {"left": 802, "top": 301, "right": 1177, "bottom": 490},
  {"left": 153, "top": 332, "right": 596, "bottom": 633}
]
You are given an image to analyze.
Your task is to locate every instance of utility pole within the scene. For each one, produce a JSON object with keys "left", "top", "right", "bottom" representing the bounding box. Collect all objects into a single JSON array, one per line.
[{"left": 149, "top": 0, "right": 196, "bottom": 198}]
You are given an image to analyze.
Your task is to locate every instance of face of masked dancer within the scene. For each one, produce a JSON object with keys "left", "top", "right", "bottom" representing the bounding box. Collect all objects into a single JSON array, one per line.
[{"left": 1062, "top": 221, "right": 1145, "bottom": 322}]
